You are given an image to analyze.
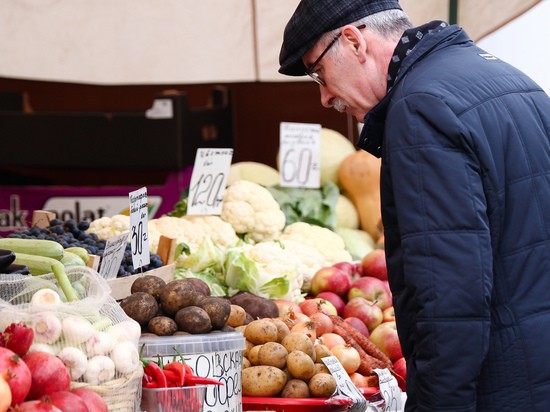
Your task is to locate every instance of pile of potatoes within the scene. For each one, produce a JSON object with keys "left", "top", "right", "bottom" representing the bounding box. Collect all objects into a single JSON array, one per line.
[
  {"left": 120, "top": 275, "right": 249, "bottom": 336},
  {"left": 238, "top": 317, "right": 338, "bottom": 398}
]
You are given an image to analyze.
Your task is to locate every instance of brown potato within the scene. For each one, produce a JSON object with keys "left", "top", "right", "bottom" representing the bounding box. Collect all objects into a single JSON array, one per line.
[
  {"left": 244, "top": 319, "right": 279, "bottom": 344},
  {"left": 199, "top": 296, "right": 231, "bottom": 329},
  {"left": 227, "top": 304, "right": 247, "bottom": 327},
  {"left": 160, "top": 279, "right": 197, "bottom": 316},
  {"left": 120, "top": 292, "right": 159, "bottom": 326},
  {"left": 286, "top": 350, "right": 315, "bottom": 381},
  {"left": 247, "top": 344, "right": 263, "bottom": 366},
  {"left": 314, "top": 343, "right": 332, "bottom": 361},
  {"left": 174, "top": 306, "right": 212, "bottom": 334},
  {"left": 281, "top": 332, "right": 315, "bottom": 359},
  {"left": 281, "top": 379, "right": 310, "bottom": 398},
  {"left": 242, "top": 366, "right": 287, "bottom": 397},
  {"left": 258, "top": 342, "right": 288, "bottom": 369},
  {"left": 312, "top": 362, "right": 330, "bottom": 375},
  {"left": 242, "top": 357, "right": 251, "bottom": 369},
  {"left": 147, "top": 316, "right": 177, "bottom": 336},
  {"left": 243, "top": 339, "right": 255, "bottom": 358},
  {"left": 308, "top": 373, "right": 337, "bottom": 398},
  {"left": 130, "top": 275, "right": 166, "bottom": 301},
  {"left": 270, "top": 318, "right": 291, "bottom": 342}
]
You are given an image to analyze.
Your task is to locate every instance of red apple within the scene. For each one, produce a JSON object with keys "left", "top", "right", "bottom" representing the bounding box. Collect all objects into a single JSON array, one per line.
[
  {"left": 369, "top": 321, "right": 403, "bottom": 362},
  {"left": 331, "top": 261, "right": 356, "bottom": 281},
  {"left": 382, "top": 306, "right": 395, "bottom": 322},
  {"left": 315, "top": 291, "right": 346, "bottom": 316},
  {"left": 361, "top": 249, "right": 387, "bottom": 281},
  {"left": 273, "top": 299, "right": 303, "bottom": 317},
  {"left": 347, "top": 276, "right": 392, "bottom": 310},
  {"left": 310, "top": 266, "right": 352, "bottom": 297},
  {"left": 343, "top": 316, "right": 370, "bottom": 338},
  {"left": 71, "top": 388, "right": 109, "bottom": 412},
  {"left": 393, "top": 357, "right": 407, "bottom": 391},
  {"left": 299, "top": 297, "right": 337, "bottom": 317},
  {"left": 343, "top": 297, "right": 383, "bottom": 332}
]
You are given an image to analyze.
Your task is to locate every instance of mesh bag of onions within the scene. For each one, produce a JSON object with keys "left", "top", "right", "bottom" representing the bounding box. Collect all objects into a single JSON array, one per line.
[{"left": 0, "top": 266, "right": 143, "bottom": 411}]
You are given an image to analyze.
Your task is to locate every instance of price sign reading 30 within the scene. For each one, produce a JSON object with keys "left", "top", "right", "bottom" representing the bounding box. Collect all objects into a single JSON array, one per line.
[
  {"left": 187, "top": 148, "right": 233, "bottom": 215},
  {"left": 129, "top": 186, "right": 150, "bottom": 271},
  {"left": 279, "top": 122, "right": 321, "bottom": 188}
]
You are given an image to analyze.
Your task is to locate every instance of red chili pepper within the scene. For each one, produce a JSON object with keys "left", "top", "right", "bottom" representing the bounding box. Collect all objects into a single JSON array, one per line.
[
  {"left": 142, "top": 373, "right": 158, "bottom": 388},
  {"left": 164, "top": 362, "right": 185, "bottom": 386},
  {"left": 2, "top": 322, "right": 34, "bottom": 357},
  {"left": 143, "top": 360, "right": 167, "bottom": 388},
  {"left": 185, "top": 374, "right": 223, "bottom": 386}
]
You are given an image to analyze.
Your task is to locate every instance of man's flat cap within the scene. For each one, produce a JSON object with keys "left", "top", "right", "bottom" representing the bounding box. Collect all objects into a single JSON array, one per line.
[{"left": 279, "top": 0, "right": 402, "bottom": 76}]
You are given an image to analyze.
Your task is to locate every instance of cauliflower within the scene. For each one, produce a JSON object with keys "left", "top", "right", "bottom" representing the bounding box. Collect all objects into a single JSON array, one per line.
[
  {"left": 280, "top": 222, "right": 352, "bottom": 265},
  {"left": 87, "top": 215, "right": 130, "bottom": 240},
  {"left": 279, "top": 239, "right": 328, "bottom": 293},
  {"left": 148, "top": 215, "right": 239, "bottom": 254},
  {"left": 224, "top": 240, "right": 305, "bottom": 303},
  {"left": 221, "top": 180, "right": 286, "bottom": 242}
]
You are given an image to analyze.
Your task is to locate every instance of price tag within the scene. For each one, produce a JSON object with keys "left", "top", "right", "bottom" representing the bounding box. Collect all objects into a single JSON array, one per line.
[
  {"left": 129, "top": 187, "right": 150, "bottom": 271},
  {"left": 374, "top": 368, "right": 403, "bottom": 412},
  {"left": 145, "top": 98, "right": 173, "bottom": 119},
  {"left": 279, "top": 122, "right": 321, "bottom": 188},
  {"left": 187, "top": 148, "right": 233, "bottom": 215},
  {"left": 322, "top": 356, "right": 366, "bottom": 412},
  {"left": 98, "top": 232, "right": 129, "bottom": 279}
]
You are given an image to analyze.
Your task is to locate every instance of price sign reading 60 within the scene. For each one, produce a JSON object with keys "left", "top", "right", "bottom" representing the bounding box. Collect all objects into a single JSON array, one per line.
[
  {"left": 279, "top": 122, "right": 321, "bottom": 188},
  {"left": 187, "top": 148, "right": 233, "bottom": 215},
  {"left": 129, "top": 187, "right": 150, "bottom": 271}
]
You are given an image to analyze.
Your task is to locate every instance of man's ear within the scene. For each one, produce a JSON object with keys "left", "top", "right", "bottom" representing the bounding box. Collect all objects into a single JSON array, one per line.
[{"left": 341, "top": 25, "right": 367, "bottom": 61}]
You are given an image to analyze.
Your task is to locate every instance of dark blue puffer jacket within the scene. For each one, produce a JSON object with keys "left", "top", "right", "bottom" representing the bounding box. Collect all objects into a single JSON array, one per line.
[{"left": 358, "top": 24, "right": 550, "bottom": 411}]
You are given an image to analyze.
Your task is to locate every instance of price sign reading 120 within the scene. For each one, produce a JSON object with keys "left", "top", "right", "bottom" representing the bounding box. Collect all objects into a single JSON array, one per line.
[
  {"left": 187, "top": 148, "right": 233, "bottom": 215},
  {"left": 279, "top": 122, "right": 321, "bottom": 188}
]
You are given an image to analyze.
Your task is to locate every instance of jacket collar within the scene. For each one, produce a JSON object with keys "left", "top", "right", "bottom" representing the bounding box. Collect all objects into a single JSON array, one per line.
[{"left": 358, "top": 23, "right": 470, "bottom": 157}]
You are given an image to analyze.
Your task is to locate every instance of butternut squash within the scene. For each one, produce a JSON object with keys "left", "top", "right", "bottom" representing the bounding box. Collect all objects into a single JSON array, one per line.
[{"left": 337, "top": 150, "right": 382, "bottom": 240}]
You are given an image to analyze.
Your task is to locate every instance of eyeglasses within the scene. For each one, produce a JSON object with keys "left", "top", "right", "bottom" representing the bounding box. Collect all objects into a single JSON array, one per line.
[{"left": 305, "top": 24, "right": 366, "bottom": 87}]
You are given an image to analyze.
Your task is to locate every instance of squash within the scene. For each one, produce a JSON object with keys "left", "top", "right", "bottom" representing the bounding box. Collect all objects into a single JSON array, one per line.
[{"left": 337, "top": 150, "right": 382, "bottom": 240}]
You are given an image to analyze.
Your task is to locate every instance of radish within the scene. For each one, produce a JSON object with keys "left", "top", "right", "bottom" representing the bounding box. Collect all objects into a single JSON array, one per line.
[
  {"left": 45, "top": 391, "right": 89, "bottom": 412},
  {"left": 71, "top": 388, "right": 108, "bottom": 412},
  {"left": 23, "top": 351, "right": 70, "bottom": 400},
  {"left": 10, "top": 399, "right": 62, "bottom": 411}
]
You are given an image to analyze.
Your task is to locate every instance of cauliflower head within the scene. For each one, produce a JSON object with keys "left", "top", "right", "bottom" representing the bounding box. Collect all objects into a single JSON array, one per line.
[
  {"left": 87, "top": 215, "right": 130, "bottom": 240},
  {"left": 279, "top": 239, "right": 328, "bottom": 293},
  {"left": 280, "top": 222, "right": 352, "bottom": 265},
  {"left": 221, "top": 180, "right": 285, "bottom": 242}
]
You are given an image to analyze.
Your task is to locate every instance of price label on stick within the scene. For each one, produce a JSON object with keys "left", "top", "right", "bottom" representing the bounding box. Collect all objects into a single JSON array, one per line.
[
  {"left": 187, "top": 148, "right": 233, "bottom": 215},
  {"left": 322, "top": 356, "right": 367, "bottom": 412},
  {"left": 129, "top": 187, "right": 150, "bottom": 271},
  {"left": 279, "top": 122, "right": 321, "bottom": 188},
  {"left": 374, "top": 368, "right": 403, "bottom": 412},
  {"left": 99, "top": 232, "right": 129, "bottom": 279}
]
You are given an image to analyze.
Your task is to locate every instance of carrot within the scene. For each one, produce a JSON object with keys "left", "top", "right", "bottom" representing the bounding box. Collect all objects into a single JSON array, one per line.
[
  {"left": 330, "top": 315, "right": 393, "bottom": 369},
  {"left": 332, "top": 322, "right": 381, "bottom": 376}
]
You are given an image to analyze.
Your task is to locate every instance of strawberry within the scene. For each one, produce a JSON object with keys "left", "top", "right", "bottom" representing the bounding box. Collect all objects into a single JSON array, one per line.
[{"left": 2, "top": 322, "right": 34, "bottom": 357}]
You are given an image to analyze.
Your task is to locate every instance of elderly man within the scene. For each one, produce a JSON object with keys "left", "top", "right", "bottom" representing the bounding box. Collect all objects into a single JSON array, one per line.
[{"left": 279, "top": 1, "right": 550, "bottom": 411}]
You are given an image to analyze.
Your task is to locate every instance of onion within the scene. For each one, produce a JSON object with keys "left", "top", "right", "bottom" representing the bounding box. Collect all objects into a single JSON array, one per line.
[
  {"left": 280, "top": 309, "right": 310, "bottom": 329},
  {"left": 290, "top": 321, "right": 317, "bottom": 345},
  {"left": 330, "top": 343, "right": 361, "bottom": 374},
  {"left": 309, "top": 311, "right": 333, "bottom": 336},
  {"left": 319, "top": 332, "right": 346, "bottom": 349}
]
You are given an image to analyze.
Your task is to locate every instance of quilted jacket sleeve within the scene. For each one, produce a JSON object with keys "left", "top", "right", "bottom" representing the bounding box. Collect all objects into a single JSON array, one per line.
[{"left": 384, "top": 92, "right": 494, "bottom": 411}]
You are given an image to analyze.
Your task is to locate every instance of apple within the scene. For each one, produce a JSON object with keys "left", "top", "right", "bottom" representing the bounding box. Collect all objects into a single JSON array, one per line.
[
  {"left": 310, "top": 266, "right": 352, "bottom": 297},
  {"left": 369, "top": 321, "right": 403, "bottom": 362},
  {"left": 315, "top": 291, "right": 346, "bottom": 316},
  {"left": 343, "top": 297, "right": 383, "bottom": 332},
  {"left": 393, "top": 357, "right": 407, "bottom": 391},
  {"left": 273, "top": 299, "right": 303, "bottom": 317},
  {"left": 331, "top": 261, "right": 357, "bottom": 281},
  {"left": 382, "top": 306, "right": 395, "bottom": 322},
  {"left": 361, "top": 249, "right": 387, "bottom": 281},
  {"left": 299, "top": 297, "right": 338, "bottom": 317},
  {"left": 347, "top": 276, "right": 392, "bottom": 310},
  {"left": 343, "top": 316, "right": 370, "bottom": 338}
]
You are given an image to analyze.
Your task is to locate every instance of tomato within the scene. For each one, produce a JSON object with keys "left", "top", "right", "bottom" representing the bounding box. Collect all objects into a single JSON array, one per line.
[{"left": 0, "top": 347, "right": 32, "bottom": 405}]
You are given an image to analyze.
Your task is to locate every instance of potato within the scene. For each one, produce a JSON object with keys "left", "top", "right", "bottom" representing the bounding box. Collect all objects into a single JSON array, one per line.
[
  {"left": 199, "top": 296, "right": 231, "bottom": 329},
  {"left": 281, "top": 379, "right": 310, "bottom": 398},
  {"left": 247, "top": 344, "right": 262, "bottom": 366},
  {"left": 230, "top": 292, "right": 279, "bottom": 319},
  {"left": 281, "top": 332, "right": 315, "bottom": 359},
  {"left": 308, "top": 373, "right": 337, "bottom": 398},
  {"left": 174, "top": 306, "right": 212, "bottom": 334},
  {"left": 160, "top": 279, "right": 197, "bottom": 316},
  {"left": 120, "top": 292, "right": 159, "bottom": 326},
  {"left": 244, "top": 319, "right": 279, "bottom": 345},
  {"left": 270, "top": 318, "right": 291, "bottom": 342},
  {"left": 312, "top": 362, "right": 330, "bottom": 375},
  {"left": 227, "top": 304, "right": 247, "bottom": 327},
  {"left": 258, "top": 342, "right": 288, "bottom": 369},
  {"left": 147, "top": 316, "right": 177, "bottom": 336},
  {"left": 185, "top": 277, "right": 211, "bottom": 296},
  {"left": 242, "top": 366, "right": 288, "bottom": 397},
  {"left": 314, "top": 343, "right": 332, "bottom": 361},
  {"left": 287, "top": 350, "right": 315, "bottom": 381},
  {"left": 242, "top": 357, "right": 251, "bottom": 369},
  {"left": 243, "top": 340, "right": 255, "bottom": 358},
  {"left": 130, "top": 275, "right": 166, "bottom": 301}
]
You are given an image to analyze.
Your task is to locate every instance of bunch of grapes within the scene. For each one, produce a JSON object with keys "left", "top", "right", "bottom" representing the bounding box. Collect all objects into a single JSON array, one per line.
[{"left": 8, "top": 219, "right": 163, "bottom": 277}]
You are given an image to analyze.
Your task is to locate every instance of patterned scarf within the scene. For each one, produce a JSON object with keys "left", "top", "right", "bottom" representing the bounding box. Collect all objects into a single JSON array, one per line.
[{"left": 387, "top": 20, "right": 449, "bottom": 91}]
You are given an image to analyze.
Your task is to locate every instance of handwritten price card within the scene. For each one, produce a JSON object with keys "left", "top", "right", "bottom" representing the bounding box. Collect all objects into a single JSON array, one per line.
[
  {"left": 322, "top": 356, "right": 367, "bottom": 412},
  {"left": 279, "top": 122, "right": 321, "bottom": 188},
  {"left": 374, "top": 368, "right": 403, "bottom": 411},
  {"left": 187, "top": 148, "right": 233, "bottom": 215},
  {"left": 99, "top": 232, "right": 129, "bottom": 279},
  {"left": 129, "top": 187, "right": 150, "bottom": 271}
]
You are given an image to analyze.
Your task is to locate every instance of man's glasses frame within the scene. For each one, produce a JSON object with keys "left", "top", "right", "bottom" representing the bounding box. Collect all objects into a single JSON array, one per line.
[{"left": 305, "top": 24, "right": 367, "bottom": 87}]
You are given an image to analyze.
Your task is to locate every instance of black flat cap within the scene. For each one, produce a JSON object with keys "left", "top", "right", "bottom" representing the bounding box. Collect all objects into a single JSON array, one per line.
[{"left": 279, "top": 0, "right": 402, "bottom": 76}]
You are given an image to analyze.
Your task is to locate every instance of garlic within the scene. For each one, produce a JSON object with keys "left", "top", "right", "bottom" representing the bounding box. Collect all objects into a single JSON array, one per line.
[
  {"left": 30, "top": 288, "right": 62, "bottom": 306},
  {"left": 86, "top": 332, "right": 114, "bottom": 357},
  {"left": 31, "top": 312, "right": 62, "bottom": 344},
  {"left": 62, "top": 316, "right": 95, "bottom": 345},
  {"left": 110, "top": 341, "right": 140, "bottom": 374},
  {"left": 84, "top": 355, "right": 116, "bottom": 385},
  {"left": 58, "top": 346, "right": 88, "bottom": 380}
]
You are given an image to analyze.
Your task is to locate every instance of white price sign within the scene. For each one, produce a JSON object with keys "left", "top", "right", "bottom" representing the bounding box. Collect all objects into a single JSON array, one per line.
[
  {"left": 98, "top": 232, "right": 129, "bottom": 279},
  {"left": 322, "top": 356, "right": 367, "bottom": 412},
  {"left": 374, "top": 368, "right": 403, "bottom": 411},
  {"left": 187, "top": 148, "right": 233, "bottom": 215},
  {"left": 279, "top": 122, "right": 321, "bottom": 188},
  {"left": 129, "top": 187, "right": 150, "bottom": 271}
]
